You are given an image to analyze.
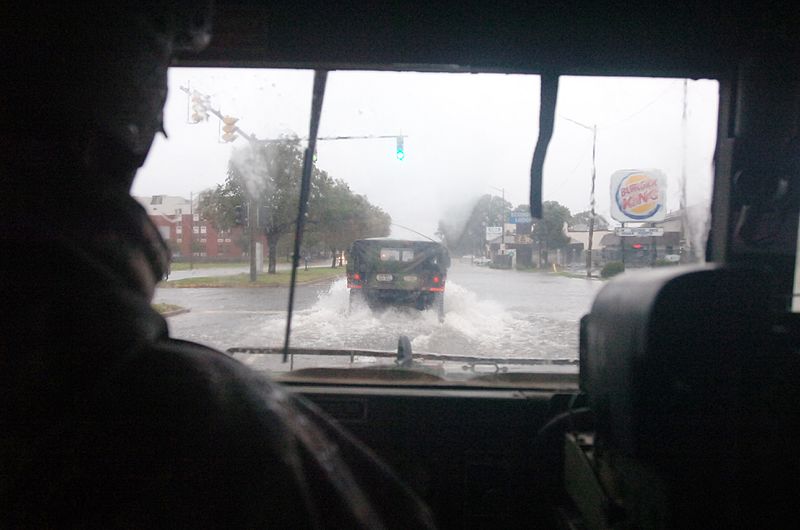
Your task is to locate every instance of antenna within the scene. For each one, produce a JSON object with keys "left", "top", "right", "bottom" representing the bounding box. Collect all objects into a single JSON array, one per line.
[{"left": 391, "top": 223, "right": 438, "bottom": 242}]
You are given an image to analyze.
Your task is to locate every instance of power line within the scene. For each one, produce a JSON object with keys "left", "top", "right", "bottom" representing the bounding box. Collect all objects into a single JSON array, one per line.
[
  {"left": 601, "top": 80, "right": 683, "bottom": 129},
  {"left": 551, "top": 158, "right": 588, "bottom": 193}
]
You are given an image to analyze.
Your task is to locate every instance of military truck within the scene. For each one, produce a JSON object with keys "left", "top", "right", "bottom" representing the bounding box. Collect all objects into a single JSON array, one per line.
[{"left": 346, "top": 238, "right": 450, "bottom": 321}]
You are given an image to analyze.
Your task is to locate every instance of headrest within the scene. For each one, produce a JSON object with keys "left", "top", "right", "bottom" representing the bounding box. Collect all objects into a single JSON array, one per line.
[{"left": 580, "top": 265, "right": 770, "bottom": 461}]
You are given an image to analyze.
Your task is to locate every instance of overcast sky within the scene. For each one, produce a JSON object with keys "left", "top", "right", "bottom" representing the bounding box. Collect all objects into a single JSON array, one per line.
[{"left": 133, "top": 68, "right": 719, "bottom": 239}]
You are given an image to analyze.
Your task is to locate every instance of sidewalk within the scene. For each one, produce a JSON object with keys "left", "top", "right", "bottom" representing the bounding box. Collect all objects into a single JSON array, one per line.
[{"left": 166, "top": 260, "right": 333, "bottom": 281}]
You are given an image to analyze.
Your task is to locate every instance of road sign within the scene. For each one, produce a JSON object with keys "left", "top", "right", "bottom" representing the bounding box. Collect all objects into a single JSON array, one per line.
[
  {"left": 508, "top": 211, "right": 532, "bottom": 224},
  {"left": 486, "top": 226, "right": 502, "bottom": 238},
  {"left": 614, "top": 227, "right": 664, "bottom": 237}
]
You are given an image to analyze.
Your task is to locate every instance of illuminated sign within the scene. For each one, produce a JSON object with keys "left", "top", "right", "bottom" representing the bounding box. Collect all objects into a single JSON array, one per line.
[{"left": 610, "top": 169, "right": 667, "bottom": 222}]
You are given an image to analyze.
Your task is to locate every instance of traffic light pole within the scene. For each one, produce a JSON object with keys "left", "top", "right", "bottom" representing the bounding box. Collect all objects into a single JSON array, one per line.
[
  {"left": 249, "top": 199, "right": 257, "bottom": 282},
  {"left": 181, "top": 86, "right": 407, "bottom": 147},
  {"left": 181, "top": 86, "right": 407, "bottom": 283},
  {"left": 180, "top": 86, "right": 259, "bottom": 143},
  {"left": 189, "top": 191, "right": 194, "bottom": 270}
]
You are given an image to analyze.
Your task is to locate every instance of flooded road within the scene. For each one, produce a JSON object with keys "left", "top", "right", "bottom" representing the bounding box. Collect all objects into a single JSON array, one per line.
[{"left": 155, "top": 263, "right": 604, "bottom": 362}]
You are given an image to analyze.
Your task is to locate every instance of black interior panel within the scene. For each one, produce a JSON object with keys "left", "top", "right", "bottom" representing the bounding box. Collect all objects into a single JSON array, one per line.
[{"left": 292, "top": 385, "right": 571, "bottom": 529}]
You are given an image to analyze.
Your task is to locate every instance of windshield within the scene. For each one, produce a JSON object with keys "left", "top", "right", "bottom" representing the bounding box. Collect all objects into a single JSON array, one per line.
[{"left": 135, "top": 69, "right": 718, "bottom": 386}]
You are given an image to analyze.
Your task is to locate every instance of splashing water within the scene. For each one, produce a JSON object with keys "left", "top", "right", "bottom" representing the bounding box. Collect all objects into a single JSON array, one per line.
[{"left": 259, "top": 278, "right": 580, "bottom": 359}]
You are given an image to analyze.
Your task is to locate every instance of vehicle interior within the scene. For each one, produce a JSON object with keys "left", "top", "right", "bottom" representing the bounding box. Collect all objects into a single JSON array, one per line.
[{"left": 22, "top": 2, "right": 800, "bottom": 528}]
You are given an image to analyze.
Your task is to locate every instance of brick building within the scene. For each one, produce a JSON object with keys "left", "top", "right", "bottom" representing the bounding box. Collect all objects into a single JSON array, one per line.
[{"left": 135, "top": 195, "right": 252, "bottom": 259}]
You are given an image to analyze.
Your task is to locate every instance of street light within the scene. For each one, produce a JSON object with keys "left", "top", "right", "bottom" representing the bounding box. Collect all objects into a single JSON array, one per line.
[{"left": 561, "top": 116, "right": 597, "bottom": 278}]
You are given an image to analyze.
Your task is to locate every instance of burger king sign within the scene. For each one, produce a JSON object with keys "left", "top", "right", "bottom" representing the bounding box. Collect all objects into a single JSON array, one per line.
[{"left": 610, "top": 169, "right": 667, "bottom": 223}]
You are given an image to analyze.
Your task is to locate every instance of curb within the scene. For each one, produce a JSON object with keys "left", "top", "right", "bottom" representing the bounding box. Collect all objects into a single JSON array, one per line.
[
  {"left": 162, "top": 273, "right": 345, "bottom": 289},
  {"left": 162, "top": 308, "right": 191, "bottom": 317}
]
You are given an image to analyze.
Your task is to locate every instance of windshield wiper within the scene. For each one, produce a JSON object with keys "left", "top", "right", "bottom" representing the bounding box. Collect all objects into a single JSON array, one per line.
[
  {"left": 228, "top": 346, "right": 578, "bottom": 368},
  {"left": 529, "top": 73, "right": 559, "bottom": 219},
  {"left": 283, "top": 69, "right": 328, "bottom": 366}
]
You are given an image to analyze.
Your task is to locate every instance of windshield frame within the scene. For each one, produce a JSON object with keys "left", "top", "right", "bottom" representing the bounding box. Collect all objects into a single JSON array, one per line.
[{"left": 146, "top": 66, "right": 723, "bottom": 388}]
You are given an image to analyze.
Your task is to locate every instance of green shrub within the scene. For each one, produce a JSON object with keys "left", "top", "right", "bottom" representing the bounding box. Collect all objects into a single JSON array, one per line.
[
  {"left": 655, "top": 258, "right": 678, "bottom": 267},
  {"left": 600, "top": 261, "right": 625, "bottom": 278}
]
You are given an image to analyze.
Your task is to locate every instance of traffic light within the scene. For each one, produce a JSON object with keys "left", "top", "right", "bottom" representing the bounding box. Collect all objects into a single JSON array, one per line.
[
  {"left": 221, "top": 115, "right": 239, "bottom": 143},
  {"left": 396, "top": 136, "right": 405, "bottom": 160},
  {"left": 190, "top": 93, "right": 209, "bottom": 123},
  {"left": 234, "top": 204, "right": 246, "bottom": 225}
]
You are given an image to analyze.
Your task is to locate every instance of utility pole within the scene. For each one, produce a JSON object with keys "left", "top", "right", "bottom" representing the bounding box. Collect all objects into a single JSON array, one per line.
[
  {"left": 501, "top": 188, "right": 506, "bottom": 253},
  {"left": 680, "top": 79, "right": 690, "bottom": 262},
  {"left": 651, "top": 222, "right": 658, "bottom": 267},
  {"left": 562, "top": 116, "right": 597, "bottom": 278},
  {"left": 489, "top": 186, "right": 506, "bottom": 254},
  {"left": 587, "top": 125, "right": 597, "bottom": 278},
  {"left": 249, "top": 199, "right": 257, "bottom": 281}
]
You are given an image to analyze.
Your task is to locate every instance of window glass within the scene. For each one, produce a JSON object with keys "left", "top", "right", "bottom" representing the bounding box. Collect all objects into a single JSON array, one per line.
[
  {"left": 136, "top": 69, "right": 718, "bottom": 386},
  {"left": 380, "top": 249, "right": 401, "bottom": 262}
]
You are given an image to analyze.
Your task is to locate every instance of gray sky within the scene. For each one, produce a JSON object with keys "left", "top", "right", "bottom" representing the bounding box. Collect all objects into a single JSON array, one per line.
[{"left": 133, "top": 68, "right": 719, "bottom": 239}]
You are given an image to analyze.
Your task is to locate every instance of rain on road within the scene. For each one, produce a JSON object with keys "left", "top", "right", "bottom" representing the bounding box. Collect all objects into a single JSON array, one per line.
[{"left": 155, "top": 262, "right": 603, "bottom": 361}]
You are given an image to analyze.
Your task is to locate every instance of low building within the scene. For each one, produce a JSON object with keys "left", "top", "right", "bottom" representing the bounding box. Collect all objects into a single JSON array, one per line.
[
  {"left": 572, "top": 207, "right": 704, "bottom": 267},
  {"left": 135, "top": 195, "right": 251, "bottom": 260},
  {"left": 598, "top": 232, "right": 682, "bottom": 266}
]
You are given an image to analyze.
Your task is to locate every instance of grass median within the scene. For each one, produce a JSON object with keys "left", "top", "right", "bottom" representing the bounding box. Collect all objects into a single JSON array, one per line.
[
  {"left": 152, "top": 303, "right": 189, "bottom": 316},
  {"left": 169, "top": 262, "right": 248, "bottom": 271},
  {"left": 161, "top": 267, "right": 345, "bottom": 288},
  {"left": 152, "top": 303, "right": 183, "bottom": 313}
]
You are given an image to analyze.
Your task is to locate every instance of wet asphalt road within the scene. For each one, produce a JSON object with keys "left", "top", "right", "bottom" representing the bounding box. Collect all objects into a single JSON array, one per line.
[{"left": 154, "top": 262, "right": 604, "bottom": 360}]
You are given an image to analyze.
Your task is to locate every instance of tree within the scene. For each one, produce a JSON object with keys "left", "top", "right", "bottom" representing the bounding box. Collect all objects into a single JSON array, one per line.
[
  {"left": 198, "top": 138, "right": 390, "bottom": 273},
  {"left": 533, "top": 201, "right": 572, "bottom": 251},
  {"left": 438, "top": 194, "right": 512, "bottom": 255},
  {"left": 196, "top": 139, "right": 308, "bottom": 272},
  {"left": 309, "top": 177, "right": 390, "bottom": 267},
  {"left": 570, "top": 210, "right": 609, "bottom": 231},
  {"left": 197, "top": 184, "right": 241, "bottom": 233}
]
